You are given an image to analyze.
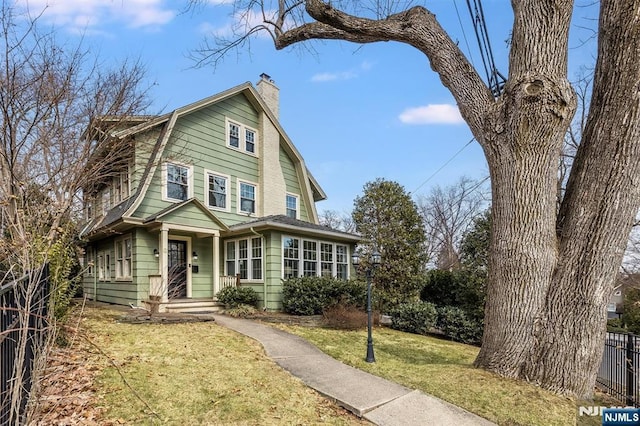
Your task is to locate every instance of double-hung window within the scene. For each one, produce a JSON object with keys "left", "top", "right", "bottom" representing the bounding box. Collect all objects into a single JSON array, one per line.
[
  {"left": 286, "top": 194, "right": 298, "bottom": 219},
  {"left": 320, "top": 243, "right": 333, "bottom": 277},
  {"left": 206, "top": 172, "right": 228, "bottom": 210},
  {"left": 226, "top": 118, "right": 258, "bottom": 155},
  {"left": 98, "top": 251, "right": 111, "bottom": 282},
  {"left": 239, "top": 181, "right": 256, "bottom": 215},
  {"left": 166, "top": 163, "right": 190, "bottom": 201},
  {"left": 245, "top": 129, "right": 255, "bottom": 153},
  {"left": 225, "top": 238, "right": 263, "bottom": 280},
  {"left": 336, "top": 245, "right": 348, "bottom": 280},
  {"left": 283, "top": 237, "right": 300, "bottom": 279},
  {"left": 229, "top": 123, "right": 240, "bottom": 148},
  {"left": 303, "top": 241, "right": 317, "bottom": 276},
  {"left": 115, "top": 236, "right": 132, "bottom": 280}
]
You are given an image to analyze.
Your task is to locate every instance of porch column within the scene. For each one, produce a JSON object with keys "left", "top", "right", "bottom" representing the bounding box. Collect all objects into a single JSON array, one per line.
[
  {"left": 212, "top": 234, "right": 220, "bottom": 296},
  {"left": 160, "top": 226, "right": 169, "bottom": 303}
]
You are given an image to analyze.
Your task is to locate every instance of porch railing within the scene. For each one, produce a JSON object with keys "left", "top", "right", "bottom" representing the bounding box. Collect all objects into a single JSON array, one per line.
[{"left": 219, "top": 274, "right": 240, "bottom": 290}]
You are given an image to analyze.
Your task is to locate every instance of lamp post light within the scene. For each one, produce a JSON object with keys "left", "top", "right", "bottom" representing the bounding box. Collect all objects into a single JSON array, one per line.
[{"left": 352, "top": 250, "right": 382, "bottom": 363}]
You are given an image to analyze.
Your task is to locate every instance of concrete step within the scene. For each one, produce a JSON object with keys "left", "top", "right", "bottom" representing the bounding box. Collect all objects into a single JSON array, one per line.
[{"left": 164, "top": 298, "right": 224, "bottom": 313}]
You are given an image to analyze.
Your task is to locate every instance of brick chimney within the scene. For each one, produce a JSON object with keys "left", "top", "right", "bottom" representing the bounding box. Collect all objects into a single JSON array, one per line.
[{"left": 256, "top": 73, "right": 279, "bottom": 118}]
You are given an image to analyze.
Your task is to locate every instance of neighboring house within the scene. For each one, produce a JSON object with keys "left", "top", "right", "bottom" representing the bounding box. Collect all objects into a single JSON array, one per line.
[
  {"left": 608, "top": 273, "right": 640, "bottom": 319},
  {"left": 80, "top": 74, "right": 360, "bottom": 312}
]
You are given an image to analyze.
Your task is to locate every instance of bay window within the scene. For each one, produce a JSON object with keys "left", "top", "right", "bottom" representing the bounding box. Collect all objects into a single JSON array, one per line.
[{"left": 282, "top": 237, "right": 350, "bottom": 280}]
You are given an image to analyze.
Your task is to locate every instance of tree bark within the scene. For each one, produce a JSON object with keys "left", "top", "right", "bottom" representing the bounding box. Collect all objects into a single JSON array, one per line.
[
  {"left": 474, "top": 0, "right": 576, "bottom": 377},
  {"left": 522, "top": 0, "right": 640, "bottom": 397}
]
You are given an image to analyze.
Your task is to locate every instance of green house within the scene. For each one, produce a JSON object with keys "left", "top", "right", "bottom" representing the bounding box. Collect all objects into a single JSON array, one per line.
[{"left": 80, "top": 74, "right": 360, "bottom": 312}]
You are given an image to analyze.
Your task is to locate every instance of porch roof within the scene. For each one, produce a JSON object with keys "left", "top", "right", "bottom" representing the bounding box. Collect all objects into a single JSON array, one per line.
[{"left": 227, "top": 215, "right": 361, "bottom": 242}]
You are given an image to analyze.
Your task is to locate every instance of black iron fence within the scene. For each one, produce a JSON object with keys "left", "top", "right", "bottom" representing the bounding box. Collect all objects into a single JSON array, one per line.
[
  {"left": 0, "top": 265, "right": 50, "bottom": 425},
  {"left": 597, "top": 331, "right": 640, "bottom": 407}
]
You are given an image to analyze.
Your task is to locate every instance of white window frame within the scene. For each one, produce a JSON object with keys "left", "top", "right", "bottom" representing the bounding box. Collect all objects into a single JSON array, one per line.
[
  {"left": 226, "top": 117, "right": 258, "bottom": 156},
  {"left": 162, "top": 161, "right": 193, "bottom": 202},
  {"left": 115, "top": 235, "right": 133, "bottom": 281},
  {"left": 101, "top": 188, "right": 111, "bottom": 215},
  {"left": 86, "top": 247, "right": 94, "bottom": 276},
  {"left": 97, "top": 250, "right": 111, "bottom": 282},
  {"left": 204, "top": 170, "right": 230, "bottom": 212},
  {"left": 237, "top": 179, "right": 258, "bottom": 216},
  {"left": 286, "top": 193, "right": 299, "bottom": 219},
  {"left": 112, "top": 170, "right": 130, "bottom": 204},
  {"left": 281, "top": 237, "right": 351, "bottom": 280},
  {"left": 224, "top": 237, "right": 263, "bottom": 282},
  {"left": 85, "top": 196, "right": 94, "bottom": 221}
]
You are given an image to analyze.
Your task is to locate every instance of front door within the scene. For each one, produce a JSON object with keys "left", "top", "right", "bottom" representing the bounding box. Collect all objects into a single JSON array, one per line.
[{"left": 168, "top": 240, "right": 187, "bottom": 299}]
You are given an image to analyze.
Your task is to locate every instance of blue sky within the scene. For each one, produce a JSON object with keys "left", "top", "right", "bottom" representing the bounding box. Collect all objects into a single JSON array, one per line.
[{"left": 19, "top": 0, "right": 598, "bottom": 214}]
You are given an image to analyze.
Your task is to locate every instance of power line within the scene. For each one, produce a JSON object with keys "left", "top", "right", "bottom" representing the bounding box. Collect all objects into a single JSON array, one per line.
[
  {"left": 410, "top": 137, "right": 476, "bottom": 195},
  {"left": 465, "top": 0, "right": 506, "bottom": 97},
  {"left": 453, "top": 0, "right": 476, "bottom": 68}
]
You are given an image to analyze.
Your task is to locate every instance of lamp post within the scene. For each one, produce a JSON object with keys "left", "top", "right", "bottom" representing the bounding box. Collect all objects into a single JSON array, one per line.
[{"left": 352, "top": 250, "right": 382, "bottom": 363}]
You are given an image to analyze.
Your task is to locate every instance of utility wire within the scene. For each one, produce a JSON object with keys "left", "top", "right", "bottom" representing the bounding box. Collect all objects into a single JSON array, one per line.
[
  {"left": 410, "top": 137, "right": 476, "bottom": 195},
  {"left": 453, "top": 0, "right": 475, "bottom": 68}
]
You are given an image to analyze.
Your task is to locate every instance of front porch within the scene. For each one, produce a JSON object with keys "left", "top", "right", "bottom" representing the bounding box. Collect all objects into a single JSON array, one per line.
[{"left": 145, "top": 274, "right": 240, "bottom": 313}]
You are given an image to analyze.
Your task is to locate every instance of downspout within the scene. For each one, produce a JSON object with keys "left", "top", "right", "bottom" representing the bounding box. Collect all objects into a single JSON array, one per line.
[
  {"left": 250, "top": 227, "right": 267, "bottom": 311},
  {"left": 93, "top": 248, "right": 97, "bottom": 301}
]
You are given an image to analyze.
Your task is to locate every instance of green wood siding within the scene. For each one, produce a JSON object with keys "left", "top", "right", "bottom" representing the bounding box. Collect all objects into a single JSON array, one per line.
[
  {"left": 131, "top": 128, "right": 161, "bottom": 192},
  {"left": 133, "top": 95, "right": 261, "bottom": 224},
  {"left": 81, "top": 235, "right": 140, "bottom": 306},
  {"left": 134, "top": 228, "right": 159, "bottom": 302},
  {"left": 279, "top": 146, "right": 309, "bottom": 221},
  {"left": 191, "top": 239, "right": 214, "bottom": 298},
  {"left": 264, "top": 231, "right": 284, "bottom": 310}
]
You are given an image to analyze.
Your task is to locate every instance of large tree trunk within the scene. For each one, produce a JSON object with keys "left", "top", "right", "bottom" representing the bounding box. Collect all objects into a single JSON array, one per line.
[
  {"left": 521, "top": 0, "right": 640, "bottom": 398},
  {"left": 474, "top": 1, "right": 576, "bottom": 376}
]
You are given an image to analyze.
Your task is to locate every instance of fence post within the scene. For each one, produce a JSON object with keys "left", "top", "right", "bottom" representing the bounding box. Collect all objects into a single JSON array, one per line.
[{"left": 627, "top": 333, "right": 635, "bottom": 406}]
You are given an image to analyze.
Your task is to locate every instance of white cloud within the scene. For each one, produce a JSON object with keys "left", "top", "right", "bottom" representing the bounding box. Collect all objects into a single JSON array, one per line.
[
  {"left": 398, "top": 104, "right": 464, "bottom": 125},
  {"left": 18, "top": 0, "right": 176, "bottom": 32},
  {"left": 310, "top": 61, "right": 373, "bottom": 83},
  {"left": 311, "top": 71, "right": 357, "bottom": 82}
]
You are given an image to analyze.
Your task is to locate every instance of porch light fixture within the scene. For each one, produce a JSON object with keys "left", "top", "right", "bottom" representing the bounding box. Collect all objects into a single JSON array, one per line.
[
  {"left": 192, "top": 251, "right": 198, "bottom": 261},
  {"left": 153, "top": 249, "right": 159, "bottom": 258},
  {"left": 351, "top": 249, "right": 382, "bottom": 363}
]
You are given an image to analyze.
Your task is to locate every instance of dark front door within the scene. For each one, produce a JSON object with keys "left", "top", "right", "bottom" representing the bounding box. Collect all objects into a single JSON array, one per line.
[{"left": 168, "top": 240, "right": 187, "bottom": 299}]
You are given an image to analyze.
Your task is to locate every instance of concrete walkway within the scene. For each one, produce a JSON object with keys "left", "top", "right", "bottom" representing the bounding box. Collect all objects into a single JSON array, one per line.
[{"left": 212, "top": 315, "right": 495, "bottom": 426}]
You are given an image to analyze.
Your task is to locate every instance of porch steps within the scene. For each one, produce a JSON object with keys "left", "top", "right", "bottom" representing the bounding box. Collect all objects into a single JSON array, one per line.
[{"left": 164, "top": 298, "right": 225, "bottom": 314}]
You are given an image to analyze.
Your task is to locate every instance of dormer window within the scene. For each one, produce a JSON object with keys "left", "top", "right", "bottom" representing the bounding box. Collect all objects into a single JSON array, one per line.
[{"left": 226, "top": 118, "right": 258, "bottom": 155}]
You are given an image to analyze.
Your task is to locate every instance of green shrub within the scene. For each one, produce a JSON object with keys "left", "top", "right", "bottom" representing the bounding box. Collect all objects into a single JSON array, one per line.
[
  {"left": 387, "top": 301, "right": 437, "bottom": 335},
  {"left": 282, "top": 277, "right": 366, "bottom": 315},
  {"left": 607, "top": 318, "right": 626, "bottom": 333},
  {"left": 437, "top": 306, "right": 484, "bottom": 345},
  {"left": 216, "top": 286, "right": 259, "bottom": 308},
  {"left": 420, "top": 269, "right": 485, "bottom": 322}
]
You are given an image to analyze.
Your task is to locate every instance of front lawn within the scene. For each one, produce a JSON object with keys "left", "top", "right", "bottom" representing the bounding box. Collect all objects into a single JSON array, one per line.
[
  {"left": 274, "top": 324, "right": 599, "bottom": 426},
  {"left": 64, "top": 305, "right": 368, "bottom": 425}
]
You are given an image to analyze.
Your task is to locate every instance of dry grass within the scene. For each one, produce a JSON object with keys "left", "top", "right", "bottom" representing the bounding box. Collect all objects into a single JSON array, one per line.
[
  {"left": 78, "top": 305, "right": 369, "bottom": 425},
  {"left": 273, "top": 324, "right": 604, "bottom": 426}
]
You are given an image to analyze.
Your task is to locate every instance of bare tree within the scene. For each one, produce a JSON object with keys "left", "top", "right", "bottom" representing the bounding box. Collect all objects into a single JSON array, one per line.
[
  {"left": 188, "top": 0, "right": 640, "bottom": 399},
  {"left": 0, "top": 1, "right": 152, "bottom": 421},
  {"left": 318, "top": 209, "right": 356, "bottom": 233},
  {"left": 417, "top": 176, "right": 488, "bottom": 270}
]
